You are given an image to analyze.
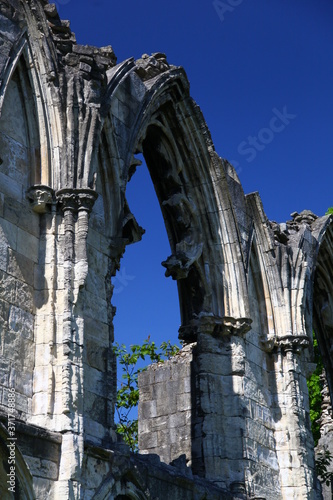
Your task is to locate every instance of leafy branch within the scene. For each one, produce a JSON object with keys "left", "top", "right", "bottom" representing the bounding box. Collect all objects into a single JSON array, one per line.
[
  {"left": 316, "top": 447, "right": 333, "bottom": 487},
  {"left": 307, "top": 333, "right": 323, "bottom": 446},
  {"left": 113, "top": 337, "right": 179, "bottom": 451}
]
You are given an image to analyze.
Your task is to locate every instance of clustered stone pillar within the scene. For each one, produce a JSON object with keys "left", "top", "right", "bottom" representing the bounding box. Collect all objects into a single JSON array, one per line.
[
  {"left": 56, "top": 188, "right": 98, "bottom": 496},
  {"left": 56, "top": 188, "right": 98, "bottom": 416},
  {"left": 28, "top": 186, "right": 98, "bottom": 496},
  {"left": 272, "top": 335, "right": 317, "bottom": 497},
  {"left": 57, "top": 190, "right": 77, "bottom": 415},
  {"left": 191, "top": 315, "right": 251, "bottom": 490}
]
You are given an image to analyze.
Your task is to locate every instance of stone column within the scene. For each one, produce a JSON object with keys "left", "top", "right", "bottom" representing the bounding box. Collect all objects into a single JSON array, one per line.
[
  {"left": 53, "top": 189, "right": 97, "bottom": 497},
  {"left": 56, "top": 188, "right": 98, "bottom": 417},
  {"left": 75, "top": 190, "right": 98, "bottom": 297},
  {"left": 272, "top": 335, "right": 319, "bottom": 499},
  {"left": 57, "top": 189, "right": 78, "bottom": 416},
  {"left": 190, "top": 315, "right": 251, "bottom": 490},
  {"left": 138, "top": 313, "right": 252, "bottom": 491}
]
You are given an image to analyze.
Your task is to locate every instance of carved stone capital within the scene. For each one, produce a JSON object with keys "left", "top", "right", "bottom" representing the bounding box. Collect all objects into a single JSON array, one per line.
[
  {"left": 277, "top": 335, "right": 310, "bottom": 352},
  {"left": 179, "top": 314, "right": 252, "bottom": 342},
  {"left": 56, "top": 188, "right": 98, "bottom": 213},
  {"left": 56, "top": 189, "right": 79, "bottom": 213},
  {"left": 77, "top": 189, "right": 98, "bottom": 212},
  {"left": 262, "top": 334, "right": 310, "bottom": 354},
  {"left": 26, "top": 185, "right": 54, "bottom": 213},
  {"left": 219, "top": 316, "right": 253, "bottom": 337}
]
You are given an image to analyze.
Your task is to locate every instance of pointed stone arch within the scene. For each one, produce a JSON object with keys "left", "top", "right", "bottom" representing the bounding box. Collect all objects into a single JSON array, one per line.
[
  {"left": 96, "top": 62, "right": 252, "bottom": 341},
  {"left": 313, "top": 218, "right": 333, "bottom": 402},
  {"left": 0, "top": 26, "right": 60, "bottom": 190},
  {"left": 93, "top": 470, "right": 149, "bottom": 500},
  {"left": 0, "top": 49, "right": 40, "bottom": 184},
  {"left": 247, "top": 234, "right": 271, "bottom": 341}
]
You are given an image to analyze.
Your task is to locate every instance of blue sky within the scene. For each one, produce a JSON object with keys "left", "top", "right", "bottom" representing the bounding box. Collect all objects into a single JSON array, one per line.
[{"left": 58, "top": 0, "right": 333, "bottom": 349}]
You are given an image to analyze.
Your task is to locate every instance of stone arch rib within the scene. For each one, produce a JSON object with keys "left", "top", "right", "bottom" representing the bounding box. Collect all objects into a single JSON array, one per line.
[
  {"left": 100, "top": 61, "right": 251, "bottom": 339},
  {"left": 313, "top": 218, "right": 333, "bottom": 403}
]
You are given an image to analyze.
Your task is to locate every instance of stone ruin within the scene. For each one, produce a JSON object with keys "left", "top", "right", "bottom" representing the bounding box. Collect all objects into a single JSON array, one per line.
[{"left": 0, "top": 1, "right": 332, "bottom": 498}]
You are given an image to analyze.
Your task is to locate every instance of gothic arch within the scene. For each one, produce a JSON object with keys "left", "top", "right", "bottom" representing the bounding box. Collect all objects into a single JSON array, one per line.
[
  {"left": 313, "top": 218, "right": 333, "bottom": 403},
  {"left": 247, "top": 235, "right": 271, "bottom": 340},
  {"left": 245, "top": 192, "right": 284, "bottom": 343},
  {"left": 0, "top": 26, "right": 58, "bottom": 188},
  {"left": 93, "top": 472, "right": 148, "bottom": 500},
  {"left": 97, "top": 63, "right": 251, "bottom": 338}
]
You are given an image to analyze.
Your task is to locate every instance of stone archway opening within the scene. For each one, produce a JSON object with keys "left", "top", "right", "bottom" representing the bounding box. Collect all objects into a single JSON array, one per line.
[
  {"left": 140, "top": 122, "right": 210, "bottom": 331},
  {"left": 112, "top": 152, "right": 181, "bottom": 349},
  {"left": 111, "top": 151, "right": 181, "bottom": 444}
]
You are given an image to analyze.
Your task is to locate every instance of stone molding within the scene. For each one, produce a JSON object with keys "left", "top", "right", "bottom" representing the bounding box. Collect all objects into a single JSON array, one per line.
[
  {"left": 261, "top": 334, "right": 310, "bottom": 353},
  {"left": 28, "top": 188, "right": 98, "bottom": 218},
  {"left": 179, "top": 314, "right": 252, "bottom": 342},
  {"left": 26, "top": 185, "right": 55, "bottom": 213},
  {"left": 56, "top": 188, "right": 98, "bottom": 214}
]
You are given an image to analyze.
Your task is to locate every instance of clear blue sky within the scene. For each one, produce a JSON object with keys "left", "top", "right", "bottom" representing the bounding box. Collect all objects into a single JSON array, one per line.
[{"left": 58, "top": 0, "right": 333, "bottom": 349}]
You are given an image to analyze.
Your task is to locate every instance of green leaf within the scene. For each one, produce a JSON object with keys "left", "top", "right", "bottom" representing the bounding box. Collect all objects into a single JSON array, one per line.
[
  {"left": 114, "top": 336, "right": 180, "bottom": 451},
  {"left": 307, "top": 331, "right": 324, "bottom": 446}
]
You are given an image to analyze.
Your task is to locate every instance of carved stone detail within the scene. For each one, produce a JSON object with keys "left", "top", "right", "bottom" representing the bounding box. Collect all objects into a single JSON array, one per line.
[
  {"left": 179, "top": 314, "right": 252, "bottom": 342},
  {"left": 135, "top": 52, "right": 170, "bottom": 81},
  {"left": 162, "top": 241, "right": 203, "bottom": 279},
  {"left": 57, "top": 189, "right": 79, "bottom": 213},
  {"left": 261, "top": 334, "right": 310, "bottom": 353},
  {"left": 122, "top": 199, "right": 145, "bottom": 244},
  {"left": 161, "top": 193, "right": 203, "bottom": 279},
  {"left": 26, "top": 185, "right": 54, "bottom": 213},
  {"left": 277, "top": 335, "right": 310, "bottom": 354},
  {"left": 270, "top": 209, "right": 319, "bottom": 243},
  {"left": 290, "top": 210, "right": 318, "bottom": 225},
  {"left": 56, "top": 188, "right": 98, "bottom": 214}
]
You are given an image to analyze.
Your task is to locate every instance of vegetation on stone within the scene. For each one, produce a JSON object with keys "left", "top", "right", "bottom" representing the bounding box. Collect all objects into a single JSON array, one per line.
[
  {"left": 307, "top": 333, "right": 323, "bottom": 446},
  {"left": 113, "top": 338, "right": 180, "bottom": 451},
  {"left": 316, "top": 448, "right": 333, "bottom": 488}
]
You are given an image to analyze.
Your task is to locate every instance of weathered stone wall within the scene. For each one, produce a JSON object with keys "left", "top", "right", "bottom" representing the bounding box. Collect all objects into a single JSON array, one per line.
[
  {"left": 139, "top": 344, "right": 193, "bottom": 465},
  {"left": 0, "top": 65, "right": 39, "bottom": 423},
  {"left": 138, "top": 197, "right": 330, "bottom": 499},
  {"left": 139, "top": 334, "right": 281, "bottom": 498}
]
